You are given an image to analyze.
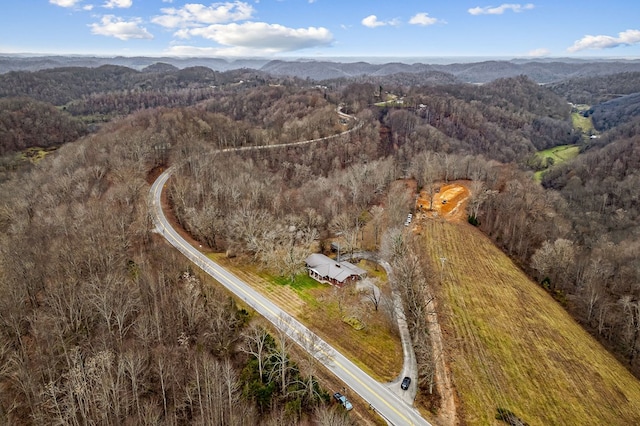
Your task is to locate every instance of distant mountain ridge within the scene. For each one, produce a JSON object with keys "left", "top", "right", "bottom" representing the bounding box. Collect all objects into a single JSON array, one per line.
[
  {"left": 2, "top": 55, "right": 640, "bottom": 83},
  {"left": 0, "top": 55, "right": 270, "bottom": 74}
]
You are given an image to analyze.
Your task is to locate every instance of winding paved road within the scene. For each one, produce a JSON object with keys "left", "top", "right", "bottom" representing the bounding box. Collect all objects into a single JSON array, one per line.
[{"left": 148, "top": 112, "right": 432, "bottom": 426}]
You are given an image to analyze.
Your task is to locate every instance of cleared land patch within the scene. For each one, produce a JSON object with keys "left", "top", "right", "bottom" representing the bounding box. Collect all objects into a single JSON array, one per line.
[
  {"left": 416, "top": 181, "right": 471, "bottom": 223},
  {"left": 571, "top": 111, "right": 594, "bottom": 135},
  {"left": 533, "top": 144, "right": 580, "bottom": 181},
  {"left": 537, "top": 144, "right": 580, "bottom": 163}
]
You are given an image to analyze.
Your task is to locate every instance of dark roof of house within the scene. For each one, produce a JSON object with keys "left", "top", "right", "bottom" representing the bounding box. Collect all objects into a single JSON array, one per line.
[{"left": 305, "top": 253, "right": 367, "bottom": 283}]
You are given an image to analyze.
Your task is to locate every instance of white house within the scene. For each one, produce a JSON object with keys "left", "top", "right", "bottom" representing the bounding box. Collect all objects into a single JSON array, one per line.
[{"left": 305, "top": 253, "right": 367, "bottom": 287}]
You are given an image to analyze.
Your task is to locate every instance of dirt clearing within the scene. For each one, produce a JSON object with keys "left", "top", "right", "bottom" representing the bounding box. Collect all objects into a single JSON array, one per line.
[{"left": 416, "top": 181, "right": 471, "bottom": 224}]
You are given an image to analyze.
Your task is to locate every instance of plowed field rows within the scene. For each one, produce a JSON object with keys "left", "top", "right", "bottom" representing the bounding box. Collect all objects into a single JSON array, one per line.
[{"left": 419, "top": 220, "right": 640, "bottom": 425}]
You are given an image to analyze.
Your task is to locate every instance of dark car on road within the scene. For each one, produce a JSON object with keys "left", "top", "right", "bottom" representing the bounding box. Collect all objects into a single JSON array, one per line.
[{"left": 401, "top": 376, "right": 411, "bottom": 390}]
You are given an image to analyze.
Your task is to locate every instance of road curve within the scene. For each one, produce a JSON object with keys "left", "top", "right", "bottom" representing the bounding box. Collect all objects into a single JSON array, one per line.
[{"left": 148, "top": 113, "right": 432, "bottom": 426}]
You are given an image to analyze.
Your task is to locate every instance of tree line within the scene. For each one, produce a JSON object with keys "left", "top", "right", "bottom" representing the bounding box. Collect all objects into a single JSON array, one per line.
[{"left": 537, "top": 131, "right": 640, "bottom": 368}]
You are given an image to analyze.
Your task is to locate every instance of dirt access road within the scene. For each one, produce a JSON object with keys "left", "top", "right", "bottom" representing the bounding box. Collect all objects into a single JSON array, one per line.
[{"left": 414, "top": 181, "right": 471, "bottom": 426}]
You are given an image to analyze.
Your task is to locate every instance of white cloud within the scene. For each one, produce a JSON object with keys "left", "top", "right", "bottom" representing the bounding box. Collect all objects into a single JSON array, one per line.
[
  {"left": 409, "top": 13, "right": 440, "bottom": 26},
  {"left": 166, "top": 44, "right": 259, "bottom": 57},
  {"left": 175, "top": 22, "right": 332, "bottom": 53},
  {"left": 50, "top": 0, "right": 94, "bottom": 10},
  {"left": 362, "top": 15, "right": 383, "bottom": 28},
  {"left": 89, "top": 15, "right": 153, "bottom": 40},
  {"left": 361, "top": 15, "right": 399, "bottom": 28},
  {"left": 468, "top": 3, "right": 534, "bottom": 15},
  {"left": 103, "top": 0, "right": 132, "bottom": 8},
  {"left": 568, "top": 29, "right": 640, "bottom": 52},
  {"left": 528, "top": 48, "right": 550, "bottom": 57},
  {"left": 49, "top": 0, "right": 84, "bottom": 7},
  {"left": 152, "top": 2, "right": 254, "bottom": 28}
]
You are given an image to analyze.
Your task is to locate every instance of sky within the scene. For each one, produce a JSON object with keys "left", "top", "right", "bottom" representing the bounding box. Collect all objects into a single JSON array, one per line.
[{"left": 1, "top": 0, "right": 640, "bottom": 60}]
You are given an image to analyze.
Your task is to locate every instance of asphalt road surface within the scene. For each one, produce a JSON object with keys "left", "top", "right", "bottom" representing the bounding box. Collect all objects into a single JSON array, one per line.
[{"left": 149, "top": 169, "right": 432, "bottom": 426}]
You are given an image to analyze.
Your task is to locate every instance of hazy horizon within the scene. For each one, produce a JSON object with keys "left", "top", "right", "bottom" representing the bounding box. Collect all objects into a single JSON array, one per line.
[{"left": 3, "top": 52, "right": 640, "bottom": 66}]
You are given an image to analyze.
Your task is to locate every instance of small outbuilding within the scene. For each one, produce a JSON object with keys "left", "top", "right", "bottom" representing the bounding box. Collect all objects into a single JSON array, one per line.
[{"left": 305, "top": 253, "right": 367, "bottom": 287}]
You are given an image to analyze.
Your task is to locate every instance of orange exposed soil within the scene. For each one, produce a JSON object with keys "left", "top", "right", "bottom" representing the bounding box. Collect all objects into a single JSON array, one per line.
[{"left": 416, "top": 181, "right": 471, "bottom": 224}]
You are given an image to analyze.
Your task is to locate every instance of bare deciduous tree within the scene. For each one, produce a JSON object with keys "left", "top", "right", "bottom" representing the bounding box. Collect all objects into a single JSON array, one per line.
[
  {"left": 330, "top": 212, "right": 361, "bottom": 256},
  {"left": 241, "top": 324, "right": 271, "bottom": 381},
  {"left": 577, "top": 256, "right": 612, "bottom": 323},
  {"left": 620, "top": 296, "right": 640, "bottom": 364},
  {"left": 364, "top": 280, "right": 382, "bottom": 312},
  {"left": 313, "top": 404, "right": 357, "bottom": 425},
  {"left": 531, "top": 238, "right": 576, "bottom": 291},
  {"left": 468, "top": 178, "right": 487, "bottom": 221},
  {"left": 122, "top": 349, "right": 148, "bottom": 419},
  {"left": 270, "top": 316, "right": 295, "bottom": 397}
]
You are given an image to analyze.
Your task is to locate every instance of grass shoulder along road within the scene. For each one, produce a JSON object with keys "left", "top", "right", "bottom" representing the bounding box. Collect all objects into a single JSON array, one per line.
[
  {"left": 207, "top": 253, "right": 403, "bottom": 383},
  {"left": 420, "top": 219, "right": 640, "bottom": 425}
]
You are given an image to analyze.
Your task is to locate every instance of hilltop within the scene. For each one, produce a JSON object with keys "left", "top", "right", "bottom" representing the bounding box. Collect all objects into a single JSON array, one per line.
[{"left": 4, "top": 55, "right": 640, "bottom": 83}]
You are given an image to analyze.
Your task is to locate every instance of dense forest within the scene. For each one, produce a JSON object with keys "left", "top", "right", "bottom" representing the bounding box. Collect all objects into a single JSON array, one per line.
[
  {"left": 0, "top": 77, "right": 361, "bottom": 425},
  {"left": 548, "top": 71, "right": 640, "bottom": 104},
  {"left": 0, "top": 97, "right": 87, "bottom": 155},
  {"left": 1, "top": 61, "right": 639, "bottom": 424}
]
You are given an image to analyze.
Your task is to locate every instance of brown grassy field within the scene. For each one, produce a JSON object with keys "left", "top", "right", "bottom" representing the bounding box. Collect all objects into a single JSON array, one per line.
[{"left": 420, "top": 219, "right": 640, "bottom": 425}]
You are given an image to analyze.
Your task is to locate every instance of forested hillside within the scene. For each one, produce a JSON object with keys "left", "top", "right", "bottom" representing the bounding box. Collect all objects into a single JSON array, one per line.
[
  {"left": 548, "top": 71, "right": 640, "bottom": 104},
  {"left": 0, "top": 92, "right": 358, "bottom": 425},
  {"left": 372, "top": 75, "right": 576, "bottom": 163},
  {"left": 539, "top": 132, "right": 640, "bottom": 363},
  {"left": 549, "top": 71, "right": 640, "bottom": 132},
  {"left": 587, "top": 93, "right": 640, "bottom": 131},
  {"left": 0, "top": 97, "right": 87, "bottom": 155},
  {"left": 543, "top": 66, "right": 640, "bottom": 350},
  {"left": 1, "top": 62, "right": 640, "bottom": 424},
  {"left": 0, "top": 65, "right": 285, "bottom": 121},
  {"left": 0, "top": 65, "right": 218, "bottom": 104}
]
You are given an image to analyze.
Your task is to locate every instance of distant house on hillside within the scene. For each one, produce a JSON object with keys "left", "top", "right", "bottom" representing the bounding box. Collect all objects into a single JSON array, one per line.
[{"left": 305, "top": 253, "right": 367, "bottom": 287}]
